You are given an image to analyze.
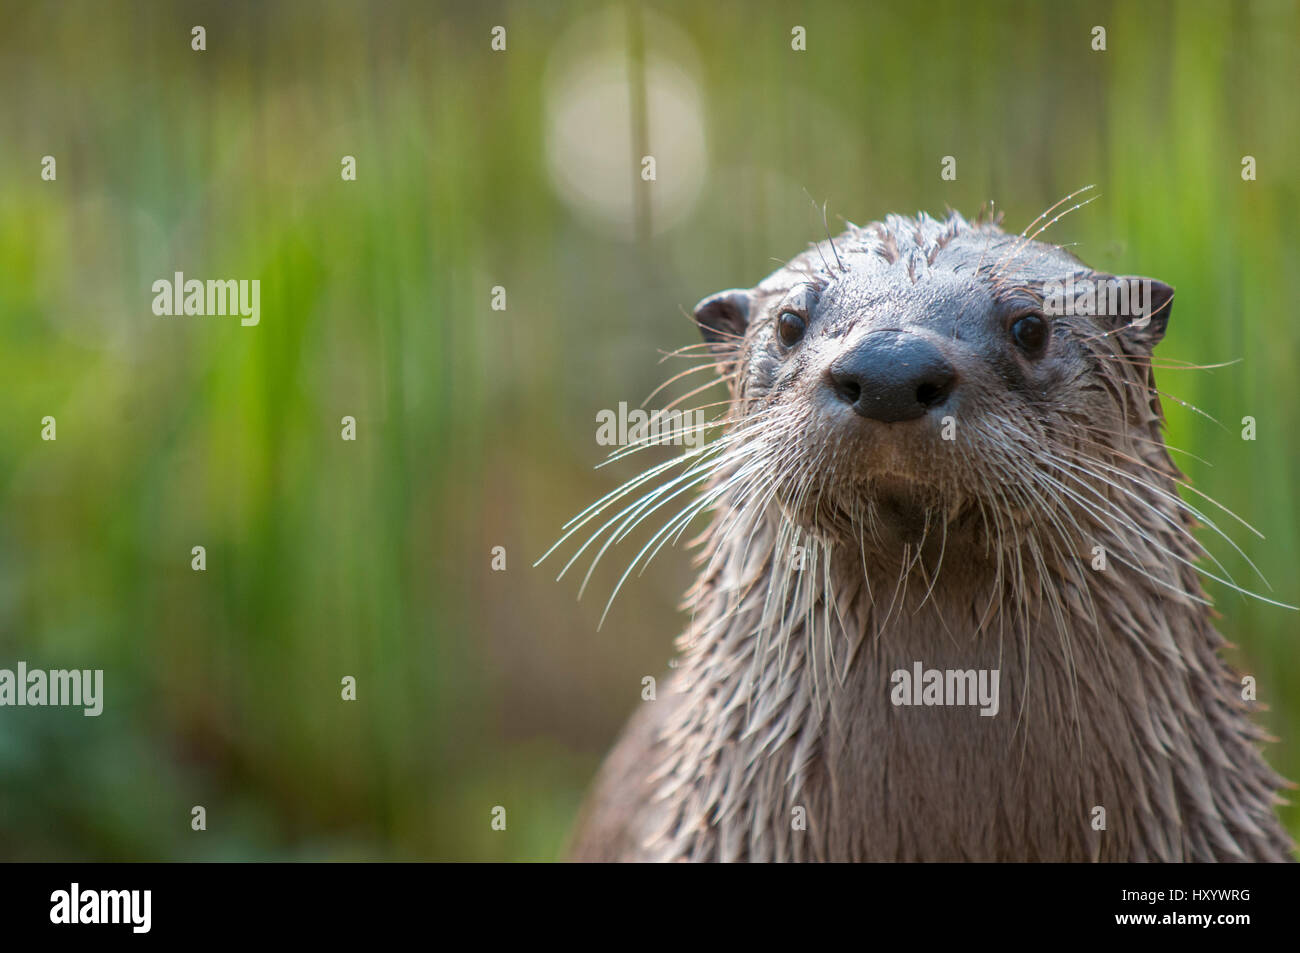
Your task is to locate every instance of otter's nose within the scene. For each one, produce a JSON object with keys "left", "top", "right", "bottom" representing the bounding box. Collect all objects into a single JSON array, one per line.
[{"left": 825, "top": 333, "right": 957, "bottom": 422}]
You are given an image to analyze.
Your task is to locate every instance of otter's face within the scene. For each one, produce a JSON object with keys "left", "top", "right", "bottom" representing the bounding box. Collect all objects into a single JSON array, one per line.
[{"left": 693, "top": 213, "right": 1173, "bottom": 542}]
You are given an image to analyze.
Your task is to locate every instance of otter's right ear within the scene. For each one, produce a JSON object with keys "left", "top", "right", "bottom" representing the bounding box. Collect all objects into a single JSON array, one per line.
[{"left": 693, "top": 289, "right": 752, "bottom": 346}]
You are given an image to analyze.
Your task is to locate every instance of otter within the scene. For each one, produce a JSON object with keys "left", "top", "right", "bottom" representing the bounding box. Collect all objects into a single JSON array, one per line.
[{"left": 550, "top": 202, "right": 1294, "bottom": 862}]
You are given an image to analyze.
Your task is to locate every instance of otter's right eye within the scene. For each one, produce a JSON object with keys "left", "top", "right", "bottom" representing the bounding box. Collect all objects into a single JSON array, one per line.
[{"left": 777, "top": 311, "right": 806, "bottom": 348}]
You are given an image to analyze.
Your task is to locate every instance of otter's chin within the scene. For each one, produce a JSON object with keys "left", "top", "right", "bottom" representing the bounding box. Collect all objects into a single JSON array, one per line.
[
  {"left": 779, "top": 472, "right": 952, "bottom": 550},
  {"left": 862, "top": 478, "right": 945, "bottom": 542}
]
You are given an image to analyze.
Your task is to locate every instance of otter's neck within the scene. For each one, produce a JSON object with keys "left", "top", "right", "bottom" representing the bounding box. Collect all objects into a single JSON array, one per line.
[{"left": 646, "top": 502, "right": 1291, "bottom": 861}]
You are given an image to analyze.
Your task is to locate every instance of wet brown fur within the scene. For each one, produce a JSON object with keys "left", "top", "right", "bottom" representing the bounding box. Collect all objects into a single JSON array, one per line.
[{"left": 562, "top": 205, "right": 1294, "bottom": 862}]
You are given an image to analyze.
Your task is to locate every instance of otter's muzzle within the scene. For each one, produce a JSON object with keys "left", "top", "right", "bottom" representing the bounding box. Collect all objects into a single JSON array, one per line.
[{"left": 825, "top": 331, "right": 957, "bottom": 422}]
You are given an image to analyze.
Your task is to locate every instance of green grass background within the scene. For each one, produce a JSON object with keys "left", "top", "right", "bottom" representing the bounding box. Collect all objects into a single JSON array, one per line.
[{"left": 0, "top": 0, "right": 1296, "bottom": 859}]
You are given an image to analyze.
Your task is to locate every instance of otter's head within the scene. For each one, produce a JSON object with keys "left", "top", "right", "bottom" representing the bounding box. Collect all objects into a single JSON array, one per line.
[{"left": 693, "top": 210, "right": 1174, "bottom": 549}]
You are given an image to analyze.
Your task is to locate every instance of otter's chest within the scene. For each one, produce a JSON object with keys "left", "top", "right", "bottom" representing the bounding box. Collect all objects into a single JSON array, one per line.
[{"left": 809, "top": 617, "right": 1114, "bottom": 860}]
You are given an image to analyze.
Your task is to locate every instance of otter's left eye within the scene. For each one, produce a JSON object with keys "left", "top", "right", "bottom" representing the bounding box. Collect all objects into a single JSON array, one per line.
[
  {"left": 1011, "top": 313, "right": 1048, "bottom": 356},
  {"left": 777, "top": 311, "right": 806, "bottom": 347}
]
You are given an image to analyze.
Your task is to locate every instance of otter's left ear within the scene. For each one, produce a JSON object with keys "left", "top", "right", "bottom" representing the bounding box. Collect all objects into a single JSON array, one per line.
[
  {"left": 1114, "top": 276, "right": 1174, "bottom": 350},
  {"left": 693, "top": 288, "right": 752, "bottom": 346}
]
